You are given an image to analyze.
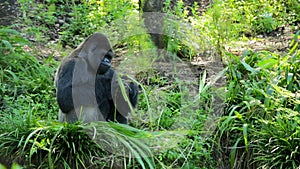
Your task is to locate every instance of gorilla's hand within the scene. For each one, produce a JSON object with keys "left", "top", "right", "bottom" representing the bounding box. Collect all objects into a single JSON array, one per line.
[{"left": 128, "top": 82, "right": 139, "bottom": 107}]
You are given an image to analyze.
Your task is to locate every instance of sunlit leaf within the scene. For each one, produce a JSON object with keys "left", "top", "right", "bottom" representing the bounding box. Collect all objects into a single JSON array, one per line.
[
  {"left": 257, "top": 58, "right": 277, "bottom": 69},
  {"left": 240, "top": 60, "right": 259, "bottom": 74}
]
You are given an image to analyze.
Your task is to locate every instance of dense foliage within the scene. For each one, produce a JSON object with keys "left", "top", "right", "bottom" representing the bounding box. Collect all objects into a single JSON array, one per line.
[
  {"left": 0, "top": 0, "right": 299, "bottom": 168},
  {"left": 220, "top": 35, "right": 300, "bottom": 168}
]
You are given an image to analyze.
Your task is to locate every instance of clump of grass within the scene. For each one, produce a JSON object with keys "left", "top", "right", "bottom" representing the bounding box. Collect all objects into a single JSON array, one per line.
[
  {"left": 0, "top": 28, "right": 58, "bottom": 120},
  {"left": 132, "top": 61, "right": 224, "bottom": 168},
  {"left": 218, "top": 31, "right": 300, "bottom": 168},
  {"left": 0, "top": 120, "right": 155, "bottom": 169},
  {"left": 253, "top": 111, "right": 300, "bottom": 169}
]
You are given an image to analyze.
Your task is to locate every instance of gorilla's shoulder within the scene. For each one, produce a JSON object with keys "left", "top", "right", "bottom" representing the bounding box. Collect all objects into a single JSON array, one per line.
[
  {"left": 56, "top": 58, "right": 76, "bottom": 82},
  {"left": 61, "top": 57, "right": 76, "bottom": 67},
  {"left": 58, "top": 58, "right": 75, "bottom": 71}
]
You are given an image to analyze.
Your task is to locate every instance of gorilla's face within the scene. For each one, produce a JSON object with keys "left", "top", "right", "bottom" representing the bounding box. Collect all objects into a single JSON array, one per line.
[
  {"left": 79, "top": 33, "right": 113, "bottom": 74},
  {"left": 97, "top": 49, "right": 113, "bottom": 74}
]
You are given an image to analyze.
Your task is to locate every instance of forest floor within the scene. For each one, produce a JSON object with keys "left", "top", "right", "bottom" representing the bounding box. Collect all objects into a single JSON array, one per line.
[
  {"left": 28, "top": 0, "right": 296, "bottom": 125},
  {"left": 31, "top": 0, "right": 296, "bottom": 124}
]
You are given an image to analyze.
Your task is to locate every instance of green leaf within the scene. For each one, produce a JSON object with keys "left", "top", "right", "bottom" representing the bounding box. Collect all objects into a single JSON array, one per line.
[
  {"left": 289, "top": 30, "right": 300, "bottom": 54},
  {"left": 243, "top": 123, "right": 248, "bottom": 151},
  {"left": 257, "top": 58, "right": 277, "bottom": 69},
  {"left": 240, "top": 60, "right": 259, "bottom": 74},
  {"left": 270, "top": 84, "right": 295, "bottom": 98},
  {"left": 0, "top": 164, "right": 7, "bottom": 169},
  {"left": 286, "top": 73, "right": 293, "bottom": 85},
  {"left": 1, "top": 40, "right": 14, "bottom": 52},
  {"left": 230, "top": 137, "right": 241, "bottom": 168},
  {"left": 0, "top": 28, "right": 19, "bottom": 35}
]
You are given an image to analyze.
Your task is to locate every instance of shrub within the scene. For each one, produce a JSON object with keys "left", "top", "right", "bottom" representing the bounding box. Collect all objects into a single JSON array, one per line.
[
  {"left": 0, "top": 28, "right": 58, "bottom": 119},
  {"left": 219, "top": 31, "right": 300, "bottom": 168}
]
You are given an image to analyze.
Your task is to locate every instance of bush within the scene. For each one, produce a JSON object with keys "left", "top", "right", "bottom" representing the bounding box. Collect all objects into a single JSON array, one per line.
[
  {"left": 0, "top": 28, "right": 58, "bottom": 119},
  {"left": 219, "top": 31, "right": 300, "bottom": 168}
]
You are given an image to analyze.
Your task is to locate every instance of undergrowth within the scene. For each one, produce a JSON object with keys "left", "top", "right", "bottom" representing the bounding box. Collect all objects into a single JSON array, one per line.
[
  {"left": 0, "top": 28, "right": 58, "bottom": 120},
  {"left": 218, "top": 31, "right": 300, "bottom": 168},
  {"left": 1, "top": 0, "right": 299, "bottom": 168}
]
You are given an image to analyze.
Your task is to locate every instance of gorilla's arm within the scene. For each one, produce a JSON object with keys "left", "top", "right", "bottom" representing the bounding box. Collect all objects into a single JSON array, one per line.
[
  {"left": 56, "top": 60, "right": 75, "bottom": 113},
  {"left": 120, "top": 80, "right": 139, "bottom": 124},
  {"left": 96, "top": 69, "right": 139, "bottom": 124},
  {"left": 95, "top": 69, "right": 114, "bottom": 120},
  {"left": 128, "top": 82, "right": 139, "bottom": 108}
]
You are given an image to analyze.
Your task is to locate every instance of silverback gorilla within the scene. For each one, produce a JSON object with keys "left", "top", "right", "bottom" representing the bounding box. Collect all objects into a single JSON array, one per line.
[{"left": 55, "top": 33, "right": 138, "bottom": 124}]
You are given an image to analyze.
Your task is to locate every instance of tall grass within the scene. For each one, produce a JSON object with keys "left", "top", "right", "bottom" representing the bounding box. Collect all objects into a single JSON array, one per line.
[
  {"left": 0, "top": 120, "right": 155, "bottom": 168},
  {"left": 218, "top": 31, "right": 300, "bottom": 168},
  {"left": 0, "top": 28, "right": 58, "bottom": 120}
]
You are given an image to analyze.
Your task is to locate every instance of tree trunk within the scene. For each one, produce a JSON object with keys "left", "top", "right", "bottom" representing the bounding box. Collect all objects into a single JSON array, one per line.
[
  {"left": 139, "top": 0, "right": 165, "bottom": 50},
  {"left": 0, "top": 0, "right": 19, "bottom": 26}
]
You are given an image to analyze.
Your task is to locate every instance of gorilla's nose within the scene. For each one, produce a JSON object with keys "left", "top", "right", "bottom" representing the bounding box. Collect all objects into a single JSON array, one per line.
[{"left": 103, "top": 57, "right": 110, "bottom": 63}]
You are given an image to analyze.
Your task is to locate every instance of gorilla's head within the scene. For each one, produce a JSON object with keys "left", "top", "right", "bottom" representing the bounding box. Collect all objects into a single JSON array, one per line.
[{"left": 77, "top": 33, "right": 114, "bottom": 74}]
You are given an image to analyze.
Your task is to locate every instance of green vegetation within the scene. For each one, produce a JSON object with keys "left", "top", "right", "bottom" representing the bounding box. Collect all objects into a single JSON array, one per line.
[
  {"left": 219, "top": 39, "right": 300, "bottom": 168},
  {"left": 1, "top": 0, "right": 299, "bottom": 168}
]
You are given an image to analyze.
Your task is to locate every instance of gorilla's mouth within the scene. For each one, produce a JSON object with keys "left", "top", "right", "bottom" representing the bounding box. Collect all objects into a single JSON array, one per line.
[{"left": 97, "top": 57, "right": 111, "bottom": 74}]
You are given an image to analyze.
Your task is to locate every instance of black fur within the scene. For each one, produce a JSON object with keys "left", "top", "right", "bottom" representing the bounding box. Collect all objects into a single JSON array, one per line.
[
  {"left": 56, "top": 59, "right": 75, "bottom": 113},
  {"left": 95, "top": 69, "right": 138, "bottom": 124},
  {"left": 56, "top": 57, "right": 138, "bottom": 124}
]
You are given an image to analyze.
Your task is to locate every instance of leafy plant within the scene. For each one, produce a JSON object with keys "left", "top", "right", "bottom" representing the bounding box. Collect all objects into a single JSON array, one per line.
[
  {"left": 0, "top": 120, "right": 155, "bottom": 169},
  {"left": 218, "top": 31, "right": 300, "bottom": 168},
  {"left": 253, "top": 111, "right": 300, "bottom": 169},
  {"left": 0, "top": 28, "right": 58, "bottom": 119}
]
